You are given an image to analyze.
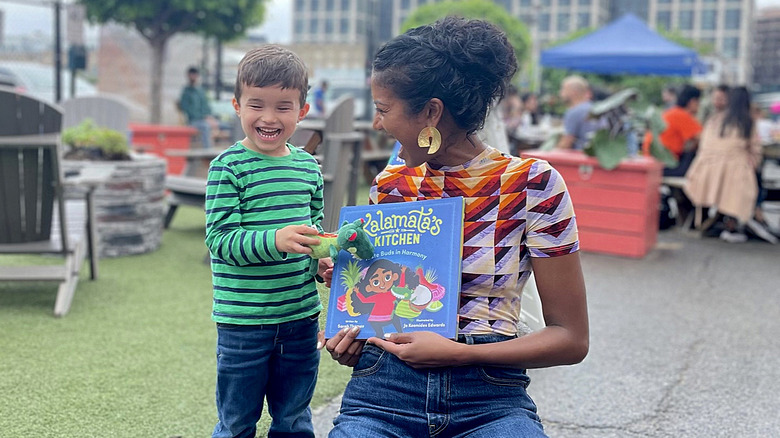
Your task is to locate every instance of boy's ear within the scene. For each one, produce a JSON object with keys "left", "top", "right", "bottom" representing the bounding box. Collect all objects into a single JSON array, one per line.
[
  {"left": 232, "top": 97, "right": 240, "bottom": 115},
  {"left": 299, "top": 102, "right": 310, "bottom": 121}
]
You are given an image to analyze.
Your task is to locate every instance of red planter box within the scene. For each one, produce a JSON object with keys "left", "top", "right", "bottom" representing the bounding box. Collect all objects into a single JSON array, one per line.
[
  {"left": 521, "top": 150, "right": 663, "bottom": 258},
  {"left": 129, "top": 124, "right": 198, "bottom": 175}
]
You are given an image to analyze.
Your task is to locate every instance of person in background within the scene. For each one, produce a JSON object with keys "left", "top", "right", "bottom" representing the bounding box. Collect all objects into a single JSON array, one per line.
[
  {"left": 556, "top": 75, "right": 598, "bottom": 150},
  {"left": 500, "top": 85, "right": 524, "bottom": 134},
  {"left": 699, "top": 84, "right": 729, "bottom": 123},
  {"left": 313, "top": 80, "right": 328, "bottom": 116},
  {"left": 684, "top": 87, "right": 774, "bottom": 244},
  {"left": 660, "top": 84, "right": 702, "bottom": 177},
  {"left": 321, "top": 17, "right": 588, "bottom": 437},
  {"left": 520, "top": 92, "right": 540, "bottom": 128},
  {"left": 662, "top": 85, "right": 678, "bottom": 110},
  {"left": 178, "top": 66, "right": 218, "bottom": 149}
]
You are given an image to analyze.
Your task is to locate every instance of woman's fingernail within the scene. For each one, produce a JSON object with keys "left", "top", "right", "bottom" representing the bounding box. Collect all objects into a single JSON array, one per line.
[
  {"left": 351, "top": 326, "right": 360, "bottom": 333},
  {"left": 342, "top": 327, "right": 349, "bottom": 334},
  {"left": 316, "top": 341, "right": 322, "bottom": 350},
  {"left": 384, "top": 333, "right": 392, "bottom": 338}
]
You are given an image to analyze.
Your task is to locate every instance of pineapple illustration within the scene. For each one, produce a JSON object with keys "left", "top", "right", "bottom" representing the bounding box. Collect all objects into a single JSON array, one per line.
[{"left": 338, "top": 260, "right": 362, "bottom": 316}]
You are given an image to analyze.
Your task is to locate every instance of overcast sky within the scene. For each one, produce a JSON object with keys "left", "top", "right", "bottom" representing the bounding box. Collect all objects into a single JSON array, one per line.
[{"left": 0, "top": 0, "right": 777, "bottom": 38}]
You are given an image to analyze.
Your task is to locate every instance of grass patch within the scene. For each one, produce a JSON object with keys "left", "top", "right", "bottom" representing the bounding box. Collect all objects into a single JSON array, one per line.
[{"left": 0, "top": 192, "right": 371, "bottom": 437}]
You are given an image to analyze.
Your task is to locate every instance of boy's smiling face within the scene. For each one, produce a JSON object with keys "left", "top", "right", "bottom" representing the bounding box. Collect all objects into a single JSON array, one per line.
[{"left": 233, "top": 83, "right": 309, "bottom": 157}]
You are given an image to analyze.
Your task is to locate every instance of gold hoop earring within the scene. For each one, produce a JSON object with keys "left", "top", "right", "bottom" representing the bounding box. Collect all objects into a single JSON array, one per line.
[{"left": 417, "top": 126, "right": 441, "bottom": 155}]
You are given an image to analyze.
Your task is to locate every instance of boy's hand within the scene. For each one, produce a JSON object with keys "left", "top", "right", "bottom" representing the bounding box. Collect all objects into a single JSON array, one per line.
[
  {"left": 317, "top": 258, "right": 334, "bottom": 287},
  {"left": 275, "top": 225, "right": 321, "bottom": 254}
]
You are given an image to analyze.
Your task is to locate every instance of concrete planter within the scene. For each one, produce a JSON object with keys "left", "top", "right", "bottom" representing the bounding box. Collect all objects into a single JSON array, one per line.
[{"left": 63, "top": 153, "right": 167, "bottom": 258}]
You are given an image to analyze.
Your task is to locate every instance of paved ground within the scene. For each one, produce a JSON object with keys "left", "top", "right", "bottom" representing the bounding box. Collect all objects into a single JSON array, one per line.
[{"left": 312, "top": 205, "right": 780, "bottom": 437}]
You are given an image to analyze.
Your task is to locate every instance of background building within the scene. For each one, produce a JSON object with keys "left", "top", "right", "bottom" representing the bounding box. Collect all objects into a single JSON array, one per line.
[
  {"left": 291, "top": 0, "right": 754, "bottom": 86},
  {"left": 614, "top": 0, "right": 753, "bottom": 84},
  {"left": 752, "top": 7, "right": 780, "bottom": 92}
]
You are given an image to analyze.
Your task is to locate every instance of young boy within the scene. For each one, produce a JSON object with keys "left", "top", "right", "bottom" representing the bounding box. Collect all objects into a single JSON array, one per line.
[{"left": 205, "top": 45, "right": 328, "bottom": 438}]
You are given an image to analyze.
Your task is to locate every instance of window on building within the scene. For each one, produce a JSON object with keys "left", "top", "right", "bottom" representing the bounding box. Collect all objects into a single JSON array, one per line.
[
  {"left": 680, "top": 0, "right": 693, "bottom": 3},
  {"left": 679, "top": 10, "right": 693, "bottom": 30},
  {"left": 497, "top": 0, "right": 512, "bottom": 12},
  {"left": 724, "top": 9, "right": 740, "bottom": 29},
  {"left": 657, "top": 0, "right": 671, "bottom": 3},
  {"left": 401, "top": 0, "right": 410, "bottom": 9},
  {"left": 296, "top": 0, "right": 305, "bottom": 11},
  {"left": 341, "top": 0, "right": 350, "bottom": 10},
  {"left": 559, "top": 0, "right": 571, "bottom": 6},
  {"left": 326, "top": 0, "right": 334, "bottom": 11},
  {"left": 701, "top": 10, "right": 716, "bottom": 30},
  {"left": 295, "top": 17, "right": 305, "bottom": 34},
  {"left": 539, "top": 13, "right": 550, "bottom": 31},
  {"left": 578, "top": 12, "right": 590, "bottom": 28},
  {"left": 656, "top": 11, "right": 671, "bottom": 30},
  {"left": 520, "top": 0, "right": 531, "bottom": 6},
  {"left": 310, "top": 18, "right": 319, "bottom": 34},
  {"left": 540, "top": 0, "right": 551, "bottom": 6},
  {"left": 325, "top": 18, "right": 334, "bottom": 34},
  {"left": 722, "top": 37, "right": 739, "bottom": 58},
  {"left": 311, "top": 0, "right": 319, "bottom": 10},
  {"left": 578, "top": 0, "right": 591, "bottom": 5},
  {"left": 557, "top": 13, "right": 570, "bottom": 32},
  {"left": 340, "top": 18, "right": 349, "bottom": 34}
]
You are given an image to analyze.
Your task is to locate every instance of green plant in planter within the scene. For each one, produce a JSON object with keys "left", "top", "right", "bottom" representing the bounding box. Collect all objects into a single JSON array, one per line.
[
  {"left": 584, "top": 88, "right": 678, "bottom": 170},
  {"left": 62, "top": 118, "right": 130, "bottom": 160}
]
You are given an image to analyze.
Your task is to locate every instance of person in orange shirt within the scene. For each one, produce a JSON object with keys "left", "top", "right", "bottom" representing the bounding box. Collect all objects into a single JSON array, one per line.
[{"left": 660, "top": 85, "right": 702, "bottom": 177}]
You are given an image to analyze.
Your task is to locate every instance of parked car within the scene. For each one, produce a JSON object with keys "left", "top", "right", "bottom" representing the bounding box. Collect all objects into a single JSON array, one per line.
[{"left": 0, "top": 62, "right": 97, "bottom": 103}]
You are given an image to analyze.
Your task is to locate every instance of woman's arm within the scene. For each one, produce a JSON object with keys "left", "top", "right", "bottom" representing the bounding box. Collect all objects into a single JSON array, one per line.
[{"left": 368, "top": 252, "right": 588, "bottom": 369}]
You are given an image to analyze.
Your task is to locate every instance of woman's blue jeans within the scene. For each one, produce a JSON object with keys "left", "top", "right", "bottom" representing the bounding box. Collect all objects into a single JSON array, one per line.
[
  {"left": 212, "top": 314, "right": 320, "bottom": 438},
  {"left": 330, "top": 333, "right": 546, "bottom": 438}
]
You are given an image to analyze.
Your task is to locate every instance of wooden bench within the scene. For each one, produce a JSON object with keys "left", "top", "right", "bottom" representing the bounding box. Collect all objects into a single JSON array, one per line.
[{"left": 163, "top": 175, "right": 207, "bottom": 229}]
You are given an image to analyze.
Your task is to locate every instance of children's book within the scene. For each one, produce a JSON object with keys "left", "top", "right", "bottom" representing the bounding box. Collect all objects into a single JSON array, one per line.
[{"left": 324, "top": 197, "right": 464, "bottom": 340}]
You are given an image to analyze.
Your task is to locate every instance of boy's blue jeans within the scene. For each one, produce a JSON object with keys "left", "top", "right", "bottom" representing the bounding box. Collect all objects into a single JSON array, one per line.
[
  {"left": 330, "top": 333, "right": 546, "bottom": 438},
  {"left": 212, "top": 314, "right": 320, "bottom": 438}
]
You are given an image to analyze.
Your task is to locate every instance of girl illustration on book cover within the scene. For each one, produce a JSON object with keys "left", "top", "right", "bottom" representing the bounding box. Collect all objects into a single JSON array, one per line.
[{"left": 349, "top": 259, "right": 410, "bottom": 337}]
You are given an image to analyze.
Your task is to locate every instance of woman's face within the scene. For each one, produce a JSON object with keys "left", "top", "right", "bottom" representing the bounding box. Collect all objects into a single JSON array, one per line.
[{"left": 371, "top": 78, "right": 430, "bottom": 167}]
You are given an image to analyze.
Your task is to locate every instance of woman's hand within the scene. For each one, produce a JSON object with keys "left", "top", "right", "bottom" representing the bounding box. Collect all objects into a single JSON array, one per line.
[
  {"left": 367, "top": 331, "right": 466, "bottom": 369},
  {"left": 317, "top": 327, "right": 364, "bottom": 367},
  {"left": 317, "top": 258, "right": 334, "bottom": 287}
]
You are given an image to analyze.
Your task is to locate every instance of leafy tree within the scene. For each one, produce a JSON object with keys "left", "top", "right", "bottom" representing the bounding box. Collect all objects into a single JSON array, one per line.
[
  {"left": 401, "top": 0, "right": 531, "bottom": 70},
  {"left": 79, "top": 0, "right": 267, "bottom": 123}
]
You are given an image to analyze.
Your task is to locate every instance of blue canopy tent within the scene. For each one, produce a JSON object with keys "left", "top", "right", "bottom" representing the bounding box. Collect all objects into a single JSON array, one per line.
[{"left": 540, "top": 14, "right": 706, "bottom": 76}]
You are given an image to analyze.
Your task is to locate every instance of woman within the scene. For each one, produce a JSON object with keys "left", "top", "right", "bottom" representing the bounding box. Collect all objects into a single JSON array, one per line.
[
  {"left": 684, "top": 86, "right": 763, "bottom": 243},
  {"left": 319, "top": 17, "right": 589, "bottom": 437}
]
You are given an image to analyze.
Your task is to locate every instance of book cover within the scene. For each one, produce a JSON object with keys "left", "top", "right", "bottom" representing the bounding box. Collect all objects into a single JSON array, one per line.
[{"left": 324, "top": 197, "right": 464, "bottom": 340}]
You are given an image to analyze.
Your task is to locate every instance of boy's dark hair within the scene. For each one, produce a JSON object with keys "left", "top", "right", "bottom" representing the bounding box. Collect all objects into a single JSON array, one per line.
[
  {"left": 676, "top": 85, "right": 701, "bottom": 108},
  {"left": 372, "top": 16, "right": 518, "bottom": 136},
  {"left": 715, "top": 84, "right": 730, "bottom": 94},
  {"left": 234, "top": 45, "right": 309, "bottom": 107},
  {"left": 187, "top": 66, "right": 199, "bottom": 75}
]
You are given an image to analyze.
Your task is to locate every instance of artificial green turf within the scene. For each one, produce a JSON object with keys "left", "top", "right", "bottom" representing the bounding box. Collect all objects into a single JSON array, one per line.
[{"left": 0, "top": 204, "right": 356, "bottom": 437}]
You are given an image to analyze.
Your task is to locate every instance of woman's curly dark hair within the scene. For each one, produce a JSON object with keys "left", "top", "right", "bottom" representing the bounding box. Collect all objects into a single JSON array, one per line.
[{"left": 372, "top": 16, "right": 518, "bottom": 136}]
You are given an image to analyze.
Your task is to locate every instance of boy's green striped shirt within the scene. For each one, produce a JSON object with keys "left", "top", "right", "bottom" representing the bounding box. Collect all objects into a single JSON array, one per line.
[{"left": 205, "top": 143, "right": 324, "bottom": 325}]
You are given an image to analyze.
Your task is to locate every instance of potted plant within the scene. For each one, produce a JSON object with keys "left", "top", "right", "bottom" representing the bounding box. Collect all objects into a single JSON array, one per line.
[
  {"left": 523, "top": 88, "right": 673, "bottom": 258},
  {"left": 61, "top": 119, "right": 167, "bottom": 258},
  {"left": 584, "top": 88, "right": 677, "bottom": 170},
  {"left": 63, "top": 119, "right": 131, "bottom": 161}
]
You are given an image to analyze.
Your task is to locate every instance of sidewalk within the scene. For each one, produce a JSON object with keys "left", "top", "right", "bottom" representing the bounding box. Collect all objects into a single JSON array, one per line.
[{"left": 312, "top": 207, "right": 780, "bottom": 437}]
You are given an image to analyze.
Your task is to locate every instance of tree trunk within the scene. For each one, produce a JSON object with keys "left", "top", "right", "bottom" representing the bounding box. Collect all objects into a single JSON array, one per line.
[{"left": 149, "top": 37, "right": 168, "bottom": 124}]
